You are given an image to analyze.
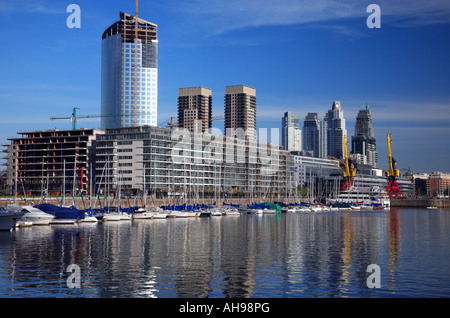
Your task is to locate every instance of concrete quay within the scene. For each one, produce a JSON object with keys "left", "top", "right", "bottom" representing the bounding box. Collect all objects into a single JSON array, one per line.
[{"left": 391, "top": 198, "right": 450, "bottom": 208}]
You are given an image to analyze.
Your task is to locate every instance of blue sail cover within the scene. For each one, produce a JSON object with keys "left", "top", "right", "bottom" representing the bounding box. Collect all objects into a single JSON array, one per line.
[{"left": 34, "top": 204, "right": 85, "bottom": 220}]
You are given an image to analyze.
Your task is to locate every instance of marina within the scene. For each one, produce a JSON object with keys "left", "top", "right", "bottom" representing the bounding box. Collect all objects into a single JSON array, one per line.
[{"left": 0, "top": 207, "right": 449, "bottom": 298}]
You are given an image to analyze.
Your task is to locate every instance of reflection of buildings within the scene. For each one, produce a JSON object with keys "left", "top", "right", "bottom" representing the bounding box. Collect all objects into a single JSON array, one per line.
[{"left": 388, "top": 209, "right": 401, "bottom": 293}]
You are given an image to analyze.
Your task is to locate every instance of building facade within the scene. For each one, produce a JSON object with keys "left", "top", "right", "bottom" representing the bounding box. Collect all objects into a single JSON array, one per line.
[
  {"left": 94, "top": 125, "right": 289, "bottom": 200},
  {"left": 326, "top": 101, "right": 347, "bottom": 159},
  {"left": 177, "top": 87, "right": 212, "bottom": 132},
  {"left": 302, "top": 112, "right": 320, "bottom": 157},
  {"left": 428, "top": 171, "right": 450, "bottom": 198},
  {"left": 4, "top": 129, "right": 103, "bottom": 196},
  {"left": 101, "top": 12, "right": 158, "bottom": 129},
  {"left": 224, "top": 85, "right": 256, "bottom": 140},
  {"left": 281, "top": 111, "right": 302, "bottom": 152},
  {"left": 351, "top": 107, "right": 377, "bottom": 168}
]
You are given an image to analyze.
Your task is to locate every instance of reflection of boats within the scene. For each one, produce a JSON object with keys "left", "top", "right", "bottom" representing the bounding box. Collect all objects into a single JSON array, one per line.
[
  {"left": 7, "top": 204, "right": 55, "bottom": 225},
  {"left": 0, "top": 207, "right": 25, "bottom": 231}
]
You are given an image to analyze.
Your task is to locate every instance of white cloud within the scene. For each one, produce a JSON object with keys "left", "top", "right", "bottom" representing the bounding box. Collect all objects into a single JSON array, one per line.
[
  {"left": 172, "top": 0, "right": 450, "bottom": 35},
  {"left": 0, "top": 0, "right": 63, "bottom": 14}
]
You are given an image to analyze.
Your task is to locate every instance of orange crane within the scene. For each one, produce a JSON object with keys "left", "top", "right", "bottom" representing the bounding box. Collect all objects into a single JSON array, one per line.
[{"left": 385, "top": 133, "right": 404, "bottom": 198}]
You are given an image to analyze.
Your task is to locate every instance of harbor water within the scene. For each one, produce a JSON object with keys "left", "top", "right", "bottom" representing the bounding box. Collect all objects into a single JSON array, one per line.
[{"left": 0, "top": 208, "right": 449, "bottom": 298}]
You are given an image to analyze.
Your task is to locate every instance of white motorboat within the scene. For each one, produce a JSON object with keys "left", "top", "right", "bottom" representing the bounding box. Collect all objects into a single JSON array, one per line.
[
  {"left": 167, "top": 210, "right": 188, "bottom": 218},
  {"left": 210, "top": 209, "right": 222, "bottom": 216},
  {"left": 7, "top": 204, "right": 55, "bottom": 225},
  {"left": 145, "top": 207, "right": 168, "bottom": 219},
  {"left": 132, "top": 208, "right": 153, "bottom": 219},
  {"left": 0, "top": 208, "right": 26, "bottom": 230},
  {"left": 102, "top": 213, "right": 123, "bottom": 221},
  {"left": 120, "top": 212, "right": 132, "bottom": 220},
  {"left": 225, "top": 208, "right": 240, "bottom": 216},
  {"left": 81, "top": 214, "right": 99, "bottom": 222}
]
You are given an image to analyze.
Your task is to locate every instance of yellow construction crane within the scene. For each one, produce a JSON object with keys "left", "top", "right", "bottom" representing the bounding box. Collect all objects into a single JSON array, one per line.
[
  {"left": 385, "top": 133, "right": 404, "bottom": 198},
  {"left": 327, "top": 135, "right": 356, "bottom": 192}
]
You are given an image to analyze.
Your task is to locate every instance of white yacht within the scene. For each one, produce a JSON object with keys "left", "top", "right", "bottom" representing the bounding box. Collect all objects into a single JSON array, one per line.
[
  {"left": 0, "top": 207, "right": 25, "bottom": 231},
  {"left": 7, "top": 204, "right": 55, "bottom": 225}
]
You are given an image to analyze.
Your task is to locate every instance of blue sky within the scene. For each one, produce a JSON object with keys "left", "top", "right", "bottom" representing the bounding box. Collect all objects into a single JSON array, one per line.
[{"left": 1, "top": 0, "right": 450, "bottom": 173}]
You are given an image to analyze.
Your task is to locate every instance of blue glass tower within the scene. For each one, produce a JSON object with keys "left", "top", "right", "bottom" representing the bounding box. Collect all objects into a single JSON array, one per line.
[{"left": 101, "top": 12, "right": 158, "bottom": 129}]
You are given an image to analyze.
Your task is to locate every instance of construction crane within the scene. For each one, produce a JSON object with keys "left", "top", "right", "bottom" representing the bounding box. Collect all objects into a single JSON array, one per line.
[
  {"left": 385, "top": 132, "right": 404, "bottom": 198},
  {"left": 358, "top": 103, "right": 383, "bottom": 108},
  {"left": 133, "top": 0, "right": 139, "bottom": 127},
  {"left": 327, "top": 135, "right": 356, "bottom": 192},
  {"left": 50, "top": 107, "right": 151, "bottom": 130},
  {"left": 166, "top": 116, "right": 225, "bottom": 129}
]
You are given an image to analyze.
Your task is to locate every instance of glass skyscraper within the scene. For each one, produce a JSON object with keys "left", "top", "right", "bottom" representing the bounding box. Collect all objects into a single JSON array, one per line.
[
  {"left": 101, "top": 12, "right": 158, "bottom": 129},
  {"left": 281, "top": 111, "right": 301, "bottom": 151},
  {"left": 303, "top": 112, "right": 320, "bottom": 157},
  {"left": 326, "top": 101, "right": 347, "bottom": 159},
  {"left": 351, "top": 106, "right": 377, "bottom": 168}
]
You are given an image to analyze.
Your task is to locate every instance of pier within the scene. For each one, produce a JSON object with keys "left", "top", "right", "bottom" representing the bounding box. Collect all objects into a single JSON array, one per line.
[{"left": 391, "top": 198, "right": 450, "bottom": 208}]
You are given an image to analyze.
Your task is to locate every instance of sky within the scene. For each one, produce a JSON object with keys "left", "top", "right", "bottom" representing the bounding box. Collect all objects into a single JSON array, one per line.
[{"left": 1, "top": 0, "right": 450, "bottom": 173}]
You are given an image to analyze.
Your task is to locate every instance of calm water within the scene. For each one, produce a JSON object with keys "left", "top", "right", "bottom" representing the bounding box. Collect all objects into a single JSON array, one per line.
[{"left": 0, "top": 208, "right": 449, "bottom": 298}]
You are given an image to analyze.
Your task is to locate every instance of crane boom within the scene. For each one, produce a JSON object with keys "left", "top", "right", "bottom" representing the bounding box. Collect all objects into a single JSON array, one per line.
[{"left": 50, "top": 107, "right": 151, "bottom": 130}]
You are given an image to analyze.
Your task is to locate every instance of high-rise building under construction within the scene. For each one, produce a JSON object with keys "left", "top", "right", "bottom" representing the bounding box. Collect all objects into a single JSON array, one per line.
[
  {"left": 352, "top": 106, "right": 377, "bottom": 168},
  {"left": 101, "top": 12, "right": 158, "bottom": 129}
]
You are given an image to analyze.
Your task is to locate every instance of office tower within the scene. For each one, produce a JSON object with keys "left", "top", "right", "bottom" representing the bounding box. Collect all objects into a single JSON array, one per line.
[
  {"left": 101, "top": 12, "right": 158, "bottom": 129},
  {"left": 281, "top": 111, "right": 302, "bottom": 151},
  {"left": 326, "top": 101, "right": 347, "bottom": 159},
  {"left": 320, "top": 112, "right": 328, "bottom": 158},
  {"left": 224, "top": 85, "right": 256, "bottom": 140},
  {"left": 177, "top": 87, "right": 212, "bottom": 132},
  {"left": 303, "top": 112, "right": 320, "bottom": 157},
  {"left": 351, "top": 106, "right": 377, "bottom": 167}
]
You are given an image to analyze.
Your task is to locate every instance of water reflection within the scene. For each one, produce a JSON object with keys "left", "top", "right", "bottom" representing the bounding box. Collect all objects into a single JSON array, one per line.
[{"left": 1, "top": 209, "right": 450, "bottom": 297}]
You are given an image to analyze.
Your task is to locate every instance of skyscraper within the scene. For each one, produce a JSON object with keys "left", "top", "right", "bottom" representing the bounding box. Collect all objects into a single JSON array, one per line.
[
  {"left": 177, "top": 87, "right": 212, "bottom": 132},
  {"left": 351, "top": 106, "right": 377, "bottom": 167},
  {"left": 326, "top": 101, "right": 347, "bottom": 159},
  {"left": 224, "top": 85, "right": 256, "bottom": 140},
  {"left": 282, "top": 111, "right": 301, "bottom": 151},
  {"left": 101, "top": 12, "right": 158, "bottom": 129},
  {"left": 320, "top": 112, "right": 328, "bottom": 158},
  {"left": 303, "top": 112, "right": 320, "bottom": 157}
]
